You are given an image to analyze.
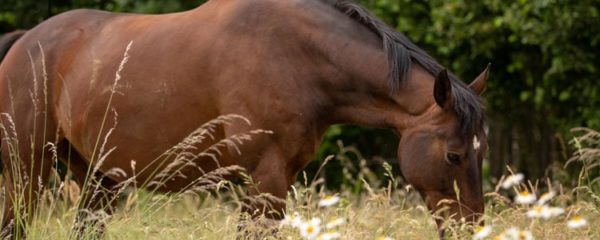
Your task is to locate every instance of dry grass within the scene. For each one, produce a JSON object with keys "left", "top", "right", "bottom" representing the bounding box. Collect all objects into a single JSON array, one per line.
[
  {"left": 4, "top": 171, "right": 596, "bottom": 240},
  {"left": 5, "top": 133, "right": 600, "bottom": 240}
]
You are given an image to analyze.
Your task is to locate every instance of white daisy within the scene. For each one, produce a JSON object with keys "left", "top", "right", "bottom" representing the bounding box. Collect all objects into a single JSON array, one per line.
[
  {"left": 526, "top": 205, "right": 561, "bottom": 219},
  {"left": 325, "top": 218, "right": 345, "bottom": 229},
  {"left": 514, "top": 191, "right": 536, "bottom": 204},
  {"left": 318, "top": 195, "right": 340, "bottom": 207},
  {"left": 375, "top": 237, "right": 394, "bottom": 240},
  {"left": 472, "top": 225, "right": 492, "bottom": 240},
  {"left": 280, "top": 212, "right": 303, "bottom": 228},
  {"left": 495, "top": 234, "right": 508, "bottom": 240},
  {"left": 518, "top": 230, "right": 534, "bottom": 240},
  {"left": 318, "top": 231, "right": 341, "bottom": 240},
  {"left": 501, "top": 173, "right": 524, "bottom": 189},
  {"left": 567, "top": 216, "right": 587, "bottom": 229},
  {"left": 536, "top": 191, "right": 555, "bottom": 205},
  {"left": 547, "top": 207, "right": 564, "bottom": 218},
  {"left": 300, "top": 218, "right": 322, "bottom": 239},
  {"left": 503, "top": 227, "right": 520, "bottom": 240},
  {"left": 526, "top": 205, "right": 545, "bottom": 218}
]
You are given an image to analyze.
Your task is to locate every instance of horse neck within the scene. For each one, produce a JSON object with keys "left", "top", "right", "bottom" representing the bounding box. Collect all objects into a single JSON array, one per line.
[{"left": 305, "top": 12, "right": 436, "bottom": 131}]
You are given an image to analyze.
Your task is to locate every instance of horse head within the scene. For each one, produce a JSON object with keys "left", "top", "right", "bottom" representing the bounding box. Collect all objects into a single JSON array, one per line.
[{"left": 397, "top": 65, "right": 490, "bottom": 232}]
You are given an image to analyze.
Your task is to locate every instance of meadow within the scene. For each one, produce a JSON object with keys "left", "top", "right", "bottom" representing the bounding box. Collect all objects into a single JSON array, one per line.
[{"left": 2, "top": 127, "right": 598, "bottom": 240}]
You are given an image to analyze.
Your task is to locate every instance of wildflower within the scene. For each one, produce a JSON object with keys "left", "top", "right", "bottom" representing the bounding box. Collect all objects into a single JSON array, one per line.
[
  {"left": 375, "top": 237, "right": 393, "bottom": 240},
  {"left": 536, "top": 191, "right": 555, "bottom": 205},
  {"left": 526, "top": 206, "right": 545, "bottom": 218},
  {"left": 567, "top": 216, "right": 587, "bottom": 229},
  {"left": 300, "top": 218, "right": 322, "bottom": 239},
  {"left": 281, "top": 212, "right": 303, "bottom": 228},
  {"left": 501, "top": 173, "right": 524, "bottom": 189},
  {"left": 325, "top": 218, "right": 345, "bottom": 229},
  {"left": 526, "top": 205, "right": 561, "bottom": 219},
  {"left": 518, "top": 230, "right": 533, "bottom": 240},
  {"left": 472, "top": 225, "right": 492, "bottom": 240},
  {"left": 319, "top": 231, "right": 341, "bottom": 240},
  {"left": 503, "top": 227, "right": 520, "bottom": 240},
  {"left": 547, "top": 207, "right": 564, "bottom": 218},
  {"left": 514, "top": 191, "right": 536, "bottom": 204},
  {"left": 319, "top": 195, "right": 340, "bottom": 207}
]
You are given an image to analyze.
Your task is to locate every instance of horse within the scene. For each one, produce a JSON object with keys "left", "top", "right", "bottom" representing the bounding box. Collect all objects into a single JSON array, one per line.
[{"left": 0, "top": 0, "right": 489, "bottom": 238}]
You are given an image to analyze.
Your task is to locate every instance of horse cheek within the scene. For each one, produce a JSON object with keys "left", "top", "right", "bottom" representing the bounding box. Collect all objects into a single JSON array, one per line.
[{"left": 398, "top": 133, "right": 447, "bottom": 191}]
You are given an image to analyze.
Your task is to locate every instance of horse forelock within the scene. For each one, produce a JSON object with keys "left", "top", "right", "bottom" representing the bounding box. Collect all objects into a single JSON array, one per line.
[
  {"left": 328, "top": 0, "right": 486, "bottom": 137},
  {"left": 450, "top": 81, "right": 486, "bottom": 137}
]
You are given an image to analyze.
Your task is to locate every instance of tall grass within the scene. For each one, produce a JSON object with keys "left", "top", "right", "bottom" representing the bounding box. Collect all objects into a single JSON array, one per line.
[
  {"left": 568, "top": 128, "right": 600, "bottom": 196},
  {"left": 3, "top": 142, "right": 598, "bottom": 239}
]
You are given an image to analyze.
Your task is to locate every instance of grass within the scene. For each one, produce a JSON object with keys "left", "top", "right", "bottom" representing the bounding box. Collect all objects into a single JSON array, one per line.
[
  {"left": 2, "top": 166, "right": 597, "bottom": 240},
  {"left": 4, "top": 134, "right": 600, "bottom": 240}
]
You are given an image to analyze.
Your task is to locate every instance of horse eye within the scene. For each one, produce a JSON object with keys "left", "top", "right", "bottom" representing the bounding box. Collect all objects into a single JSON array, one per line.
[{"left": 446, "top": 153, "right": 461, "bottom": 165}]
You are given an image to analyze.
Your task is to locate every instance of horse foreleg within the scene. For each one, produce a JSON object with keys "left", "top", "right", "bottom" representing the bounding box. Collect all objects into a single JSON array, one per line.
[
  {"left": 238, "top": 147, "right": 296, "bottom": 236},
  {"left": 70, "top": 176, "right": 119, "bottom": 239},
  {"left": 66, "top": 150, "right": 119, "bottom": 239}
]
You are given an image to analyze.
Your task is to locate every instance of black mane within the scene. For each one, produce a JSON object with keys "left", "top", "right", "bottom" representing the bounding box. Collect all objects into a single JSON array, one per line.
[{"left": 331, "top": 0, "right": 486, "bottom": 136}]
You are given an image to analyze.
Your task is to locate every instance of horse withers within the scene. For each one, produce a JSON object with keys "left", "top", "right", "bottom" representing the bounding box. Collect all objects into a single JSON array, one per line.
[{"left": 0, "top": 0, "right": 489, "bottom": 238}]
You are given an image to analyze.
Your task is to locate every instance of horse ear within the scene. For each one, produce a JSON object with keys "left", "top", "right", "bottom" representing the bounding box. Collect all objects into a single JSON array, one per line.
[
  {"left": 469, "top": 63, "right": 490, "bottom": 95},
  {"left": 434, "top": 69, "right": 452, "bottom": 109}
]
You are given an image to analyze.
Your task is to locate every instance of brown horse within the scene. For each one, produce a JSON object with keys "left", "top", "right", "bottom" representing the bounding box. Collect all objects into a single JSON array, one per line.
[{"left": 0, "top": 0, "right": 489, "bottom": 237}]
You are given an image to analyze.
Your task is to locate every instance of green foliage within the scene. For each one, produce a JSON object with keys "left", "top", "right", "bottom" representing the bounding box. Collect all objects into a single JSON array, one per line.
[
  {"left": 307, "top": 125, "right": 398, "bottom": 190},
  {"left": 431, "top": 0, "right": 599, "bottom": 130},
  {"left": 107, "top": 0, "right": 206, "bottom": 13},
  {"left": 0, "top": 0, "right": 48, "bottom": 31}
]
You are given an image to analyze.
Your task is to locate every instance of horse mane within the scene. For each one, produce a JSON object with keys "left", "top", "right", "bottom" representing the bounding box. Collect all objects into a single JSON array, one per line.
[{"left": 330, "top": 0, "right": 486, "bottom": 136}]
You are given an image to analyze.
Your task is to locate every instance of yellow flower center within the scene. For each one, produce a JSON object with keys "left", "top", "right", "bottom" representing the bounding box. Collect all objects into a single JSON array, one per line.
[
  {"left": 307, "top": 226, "right": 314, "bottom": 233},
  {"left": 520, "top": 191, "right": 530, "bottom": 196},
  {"left": 541, "top": 193, "right": 549, "bottom": 198}
]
